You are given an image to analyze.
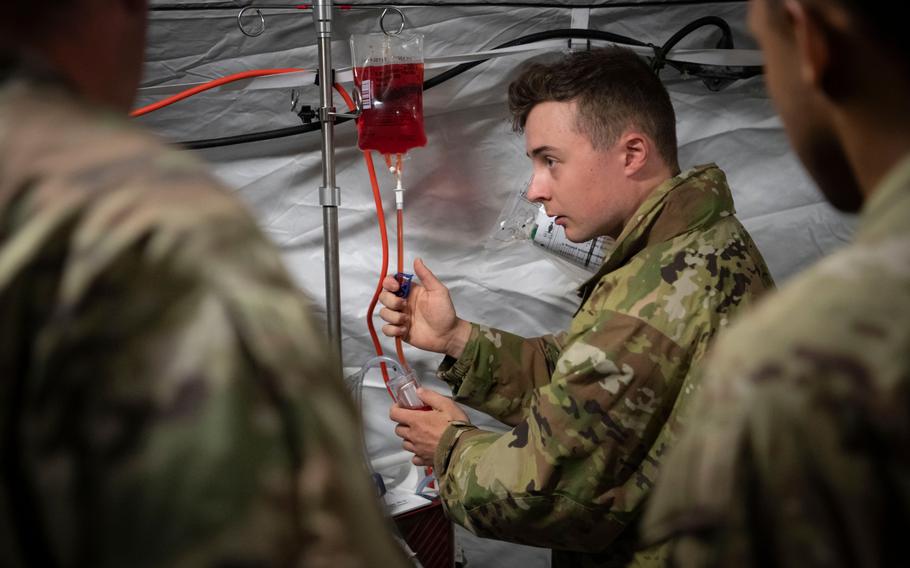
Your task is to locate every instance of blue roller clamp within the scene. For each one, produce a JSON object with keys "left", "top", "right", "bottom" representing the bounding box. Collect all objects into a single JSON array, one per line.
[{"left": 394, "top": 272, "right": 414, "bottom": 298}]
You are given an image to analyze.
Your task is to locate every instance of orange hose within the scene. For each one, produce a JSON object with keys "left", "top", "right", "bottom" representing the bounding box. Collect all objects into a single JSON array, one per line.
[
  {"left": 131, "top": 68, "right": 305, "bottom": 118},
  {"left": 335, "top": 83, "right": 395, "bottom": 398}
]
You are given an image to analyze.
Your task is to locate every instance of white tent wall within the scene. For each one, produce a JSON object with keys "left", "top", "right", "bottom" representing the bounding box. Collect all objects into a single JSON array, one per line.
[{"left": 139, "top": 2, "right": 854, "bottom": 565}]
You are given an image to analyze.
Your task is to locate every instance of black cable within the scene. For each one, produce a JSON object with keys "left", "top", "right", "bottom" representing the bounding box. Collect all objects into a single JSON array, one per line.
[
  {"left": 423, "top": 28, "right": 647, "bottom": 92},
  {"left": 183, "top": 120, "right": 337, "bottom": 150},
  {"left": 650, "top": 16, "right": 763, "bottom": 91},
  {"left": 650, "top": 16, "right": 733, "bottom": 73}
]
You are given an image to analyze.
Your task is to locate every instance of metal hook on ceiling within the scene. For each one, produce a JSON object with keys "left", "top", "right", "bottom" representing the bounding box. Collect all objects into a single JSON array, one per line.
[
  {"left": 237, "top": 6, "right": 269, "bottom": 37},
  {"left": 237, "top": 4, "right": 405, "bottom": 38}
]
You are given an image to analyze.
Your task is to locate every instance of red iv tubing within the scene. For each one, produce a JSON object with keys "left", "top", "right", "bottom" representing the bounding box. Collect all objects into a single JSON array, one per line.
[{"left": 335, "top": 85, "right": 412, "bottom": 398}]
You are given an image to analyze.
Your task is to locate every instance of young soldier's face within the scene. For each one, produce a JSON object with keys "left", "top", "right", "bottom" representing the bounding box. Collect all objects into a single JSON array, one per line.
[{"left": 524, "top": 101, "right": 638, "bottom": 241}]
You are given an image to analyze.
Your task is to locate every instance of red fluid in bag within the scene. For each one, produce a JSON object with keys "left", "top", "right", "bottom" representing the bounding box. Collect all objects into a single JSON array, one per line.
[{"left": 355, "top": 63, "right": 427, "bottom": 154}]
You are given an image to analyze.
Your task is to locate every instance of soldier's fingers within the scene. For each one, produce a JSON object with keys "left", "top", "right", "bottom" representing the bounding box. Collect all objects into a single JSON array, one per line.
[
  {"left": 394, "top": 424, "right": 409, "bottom": 439},
  {"left": 381, "top": 323, "right": 406, "bottom": 338},
  {"left": 412, "top": 455, "right": 427, "bottom": 467},
  {"left": 389, "top": 405, "right": 409, "bottom": 424},
  {"left": 415, "top": 388, "right": 450, "bottom": 409},
  {"left": 403, "top": 440, "right": 417, "bottom": 454},
  {"left": 381, "top": 275, "right": 400, "bottom": 293},
  {"left": 378, "top": 306, "right": 408, "bottom": 325},
  {"left": 378, "top": 290, "right": 406, "bottom": 310}
]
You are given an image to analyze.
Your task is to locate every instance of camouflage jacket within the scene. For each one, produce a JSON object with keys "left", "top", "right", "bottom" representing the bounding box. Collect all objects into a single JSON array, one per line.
[
  {"left": 642, "top": 156, "right": 910, "bottom": 567},
  {"left": 434, "top": 164, "right": 774, "bottom": 567},
  {"left": 0, "top": 61, "right": 409, "bottom": 568}
]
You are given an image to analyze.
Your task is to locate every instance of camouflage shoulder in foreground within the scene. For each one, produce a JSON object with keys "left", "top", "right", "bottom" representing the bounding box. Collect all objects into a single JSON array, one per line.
[
  {"left": 642, "top": 155, "right": 910, "bottom": 568},
  {"left": 0, "top": 73, "right": 409, "bottom": 567},
  {"left": 437, "top": 165, "right": 774, "bottom": 566}
]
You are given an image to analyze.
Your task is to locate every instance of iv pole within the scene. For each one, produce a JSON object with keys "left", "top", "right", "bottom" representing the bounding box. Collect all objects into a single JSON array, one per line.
[
  {"left": 235, "top": 3, "right": 403, "bottom": 375},
  {"left": 312, "top": 0, "right": 343, "bottom": 372}
]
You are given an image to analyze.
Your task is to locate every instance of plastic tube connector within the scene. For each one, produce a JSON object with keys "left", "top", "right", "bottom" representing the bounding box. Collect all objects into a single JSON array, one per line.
[
  {"left": 357, "top": 355, "right": 425, "bottom": 409},
  {"left": 394, "top": 178, "right": 405, "bottom": 210}
]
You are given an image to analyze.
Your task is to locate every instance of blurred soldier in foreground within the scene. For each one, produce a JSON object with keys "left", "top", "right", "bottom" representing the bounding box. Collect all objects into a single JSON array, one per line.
[
  {"left": 643, "top": 1, "right": 910, "bottom": 565},
  {"left": 0, "top": 1, "right": 409, "bottom": 567},
  {"left": 379, "top": 47, "right": 774, "bottom": 566}
]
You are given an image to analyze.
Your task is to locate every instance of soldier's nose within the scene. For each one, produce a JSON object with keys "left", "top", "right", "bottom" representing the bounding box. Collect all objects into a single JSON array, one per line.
[{"left": 526, "top": 177, "right": 548, "bottom": 202}]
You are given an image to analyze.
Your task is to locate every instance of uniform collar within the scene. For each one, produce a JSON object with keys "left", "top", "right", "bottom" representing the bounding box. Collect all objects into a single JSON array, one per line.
[{"left": 576, "top": 163, "right": 736, "bottom": 305}]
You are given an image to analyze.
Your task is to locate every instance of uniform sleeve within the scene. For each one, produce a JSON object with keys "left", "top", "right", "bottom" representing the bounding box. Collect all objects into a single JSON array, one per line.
[
  {"left": 25, "top": 205, "right": 409, "bottom": 568},
  {"left": 437, "top": 323, "right": 565, "bottom": 426},
  {"left": 434, "top": 307, "right": 689, "bottom": 551}
]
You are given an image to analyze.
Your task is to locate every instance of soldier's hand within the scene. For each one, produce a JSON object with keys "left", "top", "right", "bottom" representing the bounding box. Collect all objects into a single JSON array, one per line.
[
  {"left": 390, "top": 388, "right": 470, "bottom": 466},
  {"left": 379, "top": 258, "right": 472, "bottom": 358}
]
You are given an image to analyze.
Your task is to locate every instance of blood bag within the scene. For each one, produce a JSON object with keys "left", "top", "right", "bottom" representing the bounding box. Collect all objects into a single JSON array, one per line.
[{"left": 351, "top": 33, "right": 427, "bottom": 155}]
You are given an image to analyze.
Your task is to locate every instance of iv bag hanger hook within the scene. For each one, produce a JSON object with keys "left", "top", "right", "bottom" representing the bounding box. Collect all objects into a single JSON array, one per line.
[
  {"left": 236, "top": 4, "right": 406, "bottom": 38},
  {"left": 380, "top": 7, "right": 406, "bottom": 36},
  {"left": 334, "top": 87, "right": 362, "bottom": 119}
]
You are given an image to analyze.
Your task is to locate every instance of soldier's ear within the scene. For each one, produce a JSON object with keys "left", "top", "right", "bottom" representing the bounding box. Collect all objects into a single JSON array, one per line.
[
  {"left": 786, "top": 0, "right": 852, "bottom": 100},
  {"left": 785, "top": 0, "right": 828, "bottom": 91},
  {"left": 620, "top": 132, "right": 648, "bottom": 177},
  {"left": 784, "top": 0, "right": 856, "bottom": 100}
]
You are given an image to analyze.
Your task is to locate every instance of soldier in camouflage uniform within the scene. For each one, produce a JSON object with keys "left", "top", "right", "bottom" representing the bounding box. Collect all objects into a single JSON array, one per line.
[
  {"left": 641, "top": 1, "right": 910, "bottom": 566},
  {"left": 0, "top": 2, "right": 409, "bottom": 567},
  {"left": 379, "top": 48, "right": 774, "bottom": 566}
]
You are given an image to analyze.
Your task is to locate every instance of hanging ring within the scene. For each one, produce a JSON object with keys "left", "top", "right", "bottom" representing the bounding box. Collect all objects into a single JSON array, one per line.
[
  {"left": 380, "top": 7, "right": 405, "bottom": 36},
  {"left": 332, "top": 86, "right": 363, "bottom": 119},
  {"left": 238, "top": 7, "right": 267, "bottom": 37}
]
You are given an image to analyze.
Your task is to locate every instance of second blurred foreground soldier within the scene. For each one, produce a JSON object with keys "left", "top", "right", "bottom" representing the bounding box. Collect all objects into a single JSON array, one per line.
[
  {"left": 0, "top": 1, "right": 409, "bottom": 567},
  {"left": 643, "top": 0, "right": 910, "bottom": 566}
]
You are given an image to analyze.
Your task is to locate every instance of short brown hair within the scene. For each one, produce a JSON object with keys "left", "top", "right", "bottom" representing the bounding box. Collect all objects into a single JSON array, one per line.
[{"left": 508, "top": 47, "right": 679, "bottom": 169}]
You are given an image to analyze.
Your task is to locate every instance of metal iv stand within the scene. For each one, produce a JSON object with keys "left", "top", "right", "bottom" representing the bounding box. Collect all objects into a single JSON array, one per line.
[
  {"left": 237, "top": 4, "right": 404, "bottom": 374},
  {"left": 312, "top": 0, "right": 343, "bottom": 371}
]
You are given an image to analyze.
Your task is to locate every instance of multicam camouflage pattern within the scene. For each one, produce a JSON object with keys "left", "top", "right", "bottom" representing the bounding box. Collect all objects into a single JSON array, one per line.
[
  {"left": 433, "top": 164, "right": 775, "bottom": 567},
  {"left": 0, "top": 64, "right": 409, "bottom": 567},
  {"left": 642, "top": 155, "right": 910, "bottom": 567}
]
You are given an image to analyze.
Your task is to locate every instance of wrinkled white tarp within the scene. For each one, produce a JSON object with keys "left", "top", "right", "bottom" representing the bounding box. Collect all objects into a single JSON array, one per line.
[{"left": 139, "top": 2, "right": 854, "bottom": 565}]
